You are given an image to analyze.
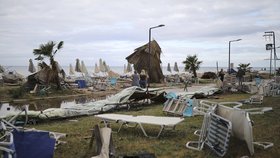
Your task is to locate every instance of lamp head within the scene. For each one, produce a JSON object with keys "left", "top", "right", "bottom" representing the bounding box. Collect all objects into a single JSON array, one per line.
[
  {"left": 150, "top": 24, "right": 165, "bottom": 29},
  {"left": 230, "top": 39, "right": 242, "bottom": 42}
]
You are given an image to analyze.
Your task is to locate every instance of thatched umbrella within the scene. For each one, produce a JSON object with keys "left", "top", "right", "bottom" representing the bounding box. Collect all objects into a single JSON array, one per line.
[
  {"left": 123, "top": 64, "right": 127, "bottom": 74},
  {"left": 94, "top": 63, "right": 100, "bottom": 73},
  {"left": 174, "top": 62, "right": 179, "bottom": 73},
  {"left": 69, "top": 64, "right": 75, "bottom": 75},
  {"left": 0, "top": 65, "right": 4, "bottom": 73},
  {"left": 103, "top": 61, "right": 109, "bottom": 73},
  {"left": 99, "top": 59, "right": 105, "bottom": 73},
  {"left": 75, "top": 58, "right": 82, "bottom": 72},
  {"left": 28, "top": 59, "right": 36, "bottom": 73},
  {"left": 81, "top": 60, "right": 88, "bottom": 75},
  {"left": 126, "top": 40, "right": 164, "bottom": 83},
  {"left": 167, "top": 63, "right": 172, "bottom": 73}
]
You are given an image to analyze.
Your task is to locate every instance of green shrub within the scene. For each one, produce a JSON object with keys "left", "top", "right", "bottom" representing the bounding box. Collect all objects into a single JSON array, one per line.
[
  {"left": 9, "top": 86, "right": 26, "bottom": 99},
  {"left": 201, "top": 71, "right": 217, "bottom": 79}
]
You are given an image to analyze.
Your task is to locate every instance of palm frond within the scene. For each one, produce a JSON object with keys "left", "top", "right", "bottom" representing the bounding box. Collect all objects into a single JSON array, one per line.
[
  {"left": 183, "top": 54, "right": 202, "bottom": 77},
  {"left": 38, "top": 41, "right": 55, "bottom": 57},
  {"left": 34, "top": 55, "right": 44, "bottom": 61},
  {"left": 57, "top": 41, "right": 64, "bottom": 50},
  {"left": 33, "top": 49, "right": 42, "bottom": 55}
]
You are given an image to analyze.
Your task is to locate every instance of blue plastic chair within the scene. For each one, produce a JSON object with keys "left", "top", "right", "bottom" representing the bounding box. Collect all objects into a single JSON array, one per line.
[
  {"left": 12, "top": 130, "right": 56, "bottom": 158},
  {"left": 255, "top": 77, "right": 261, "bottom": 87},
  {"left": 165, "top": 92, "right": 177, "bottom": 99},
  {"left": 183, "top": 99, "right": 193, "bottom": 117},
  {"left": 109, "top": 78, "right": 117, "bottom": 86}
]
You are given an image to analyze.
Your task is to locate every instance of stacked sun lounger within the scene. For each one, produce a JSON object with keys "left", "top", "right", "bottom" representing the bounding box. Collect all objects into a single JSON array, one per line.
[
  {"left": 186, "top": 101, "right": 273, "bottom": 157},
  {"left": 163, "top": 96, "right": 198, "bottom": 117}
]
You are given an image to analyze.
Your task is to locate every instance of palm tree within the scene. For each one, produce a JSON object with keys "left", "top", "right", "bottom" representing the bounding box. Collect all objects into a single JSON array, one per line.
[
  {"left": 238, "top": 63, "right": 251, "bottom": 72},
  {"left": 276, "top": 68, "right": 280, "bottom": 76},
  {"left": 182, "top": 54, "right": 202, "bottom": 78},
  {"left": 33, "top": 41, "right": 64, "bottom": 89}
]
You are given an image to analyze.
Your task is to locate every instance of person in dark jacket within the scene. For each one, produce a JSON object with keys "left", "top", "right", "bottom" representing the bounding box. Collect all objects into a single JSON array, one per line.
[
  {"left": 139, "top": 69, "right": 147, "bottom": 88},
  {"left": 218, "top": 69, "right": 225, "bottom": 82},
  {"left": 131, "top": 71, "right": 140, "bottom": 87},
  {"left": 236, "top": 67, "right": 245, "bottom": 86}
]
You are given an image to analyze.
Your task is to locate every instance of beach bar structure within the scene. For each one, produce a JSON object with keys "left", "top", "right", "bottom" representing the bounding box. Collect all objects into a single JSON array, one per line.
[{"left": 126, "top": 40, "right": 164, "bottom": 83}]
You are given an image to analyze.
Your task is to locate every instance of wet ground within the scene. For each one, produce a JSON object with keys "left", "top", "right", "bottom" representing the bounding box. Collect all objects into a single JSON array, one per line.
[
  {"left": 164, "top": 83, "right": 216, "bottom": 93},
  {"left": 0, "top": 95, "right": 103, "bottom": 118},
  {"left": 0, "top": 83, "right": 216, "bottom": 118}
]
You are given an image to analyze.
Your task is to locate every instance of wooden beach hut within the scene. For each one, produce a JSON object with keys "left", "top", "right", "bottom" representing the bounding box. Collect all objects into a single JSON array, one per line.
[{"left": 126, "top": 40, "right": 164, "bottom": 83}]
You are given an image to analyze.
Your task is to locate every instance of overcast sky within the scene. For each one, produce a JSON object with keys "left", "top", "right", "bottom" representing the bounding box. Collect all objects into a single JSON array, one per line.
[{"left": 0, "top": 0, "right": 280, "bottom": 68}]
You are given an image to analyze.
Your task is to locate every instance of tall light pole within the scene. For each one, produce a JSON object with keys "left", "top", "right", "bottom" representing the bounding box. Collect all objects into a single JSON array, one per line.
[
  {"left": 228, "top": 39, "right": 242, "bottom": 74},
  {"left": 147, "top": 24, "right": 165, "bottom": 92},
  {"left": 264, "top": 31, "right": 276, "bottom": 77}
]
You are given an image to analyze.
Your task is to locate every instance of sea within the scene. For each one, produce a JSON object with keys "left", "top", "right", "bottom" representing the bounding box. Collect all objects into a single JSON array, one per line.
[{"left": 2, "top": 66, "right": 271, "bottom": 77}]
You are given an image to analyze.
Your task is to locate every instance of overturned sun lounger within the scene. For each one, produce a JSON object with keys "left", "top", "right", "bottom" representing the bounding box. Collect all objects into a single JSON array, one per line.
[
  {"left": 95, "top": 114, "right": 184, "bottom": 138},
  {"left": 187, "top": 102, "right": 273, "bottom": 157}
]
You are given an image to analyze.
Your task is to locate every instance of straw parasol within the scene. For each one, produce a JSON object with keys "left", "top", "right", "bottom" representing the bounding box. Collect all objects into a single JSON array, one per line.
[
  {"left": 0, "top": 65, "right": 4, "bottom": 73},
  {"left": 167, "top": 63, "right": 172, "bottom": 73},
  {"left": 123, "top": 64, "right": 127, "bottom": 74},
  {"left": 99, "top": 58, "right": 105, "bottom": 73},
  {"left": 174, "top": 62, "right": 179, "bottom": 73},
  {"left": 69, "top": 64, "right": 75, "bottom": 75},
  {"left": 81, "top": 60, "right": 88, "bottom": 75},
  {"left": 28, "top": 59, "right": 36, "bottom": 73},
  {"left": 103, "top": 61, "right": 109, "bottom": 73},
  {"left": 75, "top": 58, "right": 82, "bottom": 72},
  {"left": 94, "top": 63, "right": 100, "bottom": 73}
]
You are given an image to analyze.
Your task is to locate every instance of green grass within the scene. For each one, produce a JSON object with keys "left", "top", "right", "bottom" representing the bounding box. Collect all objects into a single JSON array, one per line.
[{"left": 27, "top": 94, "right": 280, "bottom": 158}]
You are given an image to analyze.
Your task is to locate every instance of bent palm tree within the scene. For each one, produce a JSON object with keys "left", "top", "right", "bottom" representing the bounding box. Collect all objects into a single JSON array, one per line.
[
  {"left": 183, "top": 54, "right": 202, "bottom": 78},
  {"left": 33, "top": 41, "right": 64, "bottom": 89},
  {"left": 238, "top": 63, "right": 251, "bottom": 72}
]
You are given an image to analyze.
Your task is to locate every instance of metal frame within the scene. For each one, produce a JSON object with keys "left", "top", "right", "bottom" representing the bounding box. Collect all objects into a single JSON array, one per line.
[
  {"left": 97, "top": 115, "right": 182, "bottom": 138},
  {"left": 205, "top": 113, "right": 232, "bottom": 157}
]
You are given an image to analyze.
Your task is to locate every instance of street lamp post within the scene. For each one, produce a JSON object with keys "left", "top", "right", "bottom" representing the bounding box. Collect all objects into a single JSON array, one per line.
[
  {"left": 147, "top": 24, "right": 165, "bottom": 92},
  {"left": 228, "top": 39, "right": 242, "bottom": 74},
  {"left": 264, "top": 31, "right": 277, "bottom": 77}
]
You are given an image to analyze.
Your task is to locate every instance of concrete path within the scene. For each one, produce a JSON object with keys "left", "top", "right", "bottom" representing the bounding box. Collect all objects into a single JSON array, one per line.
[{"left": 164, "top": 83, "right": 216, "bottom": 93}]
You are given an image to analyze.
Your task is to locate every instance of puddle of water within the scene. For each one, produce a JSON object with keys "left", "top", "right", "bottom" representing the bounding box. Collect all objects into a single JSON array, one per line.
[
  {"left": 0, "top": 103, "right": 24, "bottom": 117},
  {"left": 0, "top": 95, "right": 103, "bottom": 117}
]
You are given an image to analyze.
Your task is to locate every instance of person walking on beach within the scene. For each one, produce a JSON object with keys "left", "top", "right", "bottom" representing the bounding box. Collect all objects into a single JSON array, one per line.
[
  {"left": 131, "top": 71, "right": 140, "bottom": 87},
  {"left": 236, "top": 67, "right": 245, "bottom": 86},
  {"left": 218, "top": 69, "right": 225, "bottom": 82},
  {"left": 139, "top": 69, "right": 147, "bottom": 88}
]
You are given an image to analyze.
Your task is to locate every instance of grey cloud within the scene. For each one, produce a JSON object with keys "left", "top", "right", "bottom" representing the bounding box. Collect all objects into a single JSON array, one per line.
[{"left": 0, "top": 0, "right": 280, "bottom": 67}]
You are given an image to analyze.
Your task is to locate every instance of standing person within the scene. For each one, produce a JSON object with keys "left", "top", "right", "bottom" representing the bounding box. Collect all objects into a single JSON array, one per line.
[
  {"left": 218, "top": 69, "right": 225, "bottom": 82},
  {"left": 236, "top": 67, "right": 245, "bottom": 86},
  {"left": 139, "top": 69, "right": 147, "bottom": 88},
  {"left": 131, "top": 71, "right": 140, "bottom": 87}
]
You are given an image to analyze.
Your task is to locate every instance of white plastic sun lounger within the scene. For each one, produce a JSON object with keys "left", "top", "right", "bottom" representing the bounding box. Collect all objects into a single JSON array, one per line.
[{"left": 95, "top": 114, "right": 184, "bottom": 138}]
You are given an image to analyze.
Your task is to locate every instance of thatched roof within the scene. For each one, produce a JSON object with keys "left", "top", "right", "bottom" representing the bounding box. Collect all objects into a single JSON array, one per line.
[{"left": 126, "top": 40, "right": 164, "bottom": 83}]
